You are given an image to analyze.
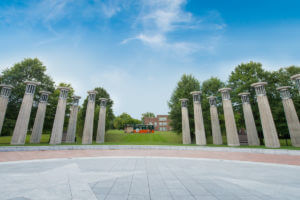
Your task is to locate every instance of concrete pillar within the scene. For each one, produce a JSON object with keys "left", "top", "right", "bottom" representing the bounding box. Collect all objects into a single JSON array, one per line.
[
  {"left": 65, "top": 96, "right": 81, "bottom": 143},
  {"left": 251, "top": 82, "right": 280, "bottom": 148},
  {"left": 190, "top": 91, "right": 206, "bottom": 145},
  {"left": 179, "top": 98, "right": 191, "bottom": 144},
  {"left": 49, "top": 87, "right": 70, "bottom": 145},
  {"left": 96, "top": 98, "right": 108, "bottom": 143},
  {"left": 218, "top": 88, "right": 240, "bottom": 146},
  {"left": 208, "top": 96, "right": 223, "bottom": 145},
  {"left": 238, "top": 92, "right": 260, "bottom": 146},
  {"left": 30, "top": 91, "right": 51, "bottom": 144},
  {"left": 291, "top": 74, "right": 300, "bottom": 95},
  {"left": 277, "top": 86, "right": 300, "bottom": 147},
  {"left": 82, "top": 90, "right": 97, "bottom": 144},
  {"left": 11, "top": 81, "right": 40, "bottom": 145},
  {"left": 0, "top": 84, "right": 13, "bottom": 135}
]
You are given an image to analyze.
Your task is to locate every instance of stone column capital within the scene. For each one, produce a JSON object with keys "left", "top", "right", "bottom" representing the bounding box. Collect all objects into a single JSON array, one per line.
[
  {"left": 0, "top": 84, "right": 14, "bottom": 98},
  {"left": 57, "top": 87, "right": 70, "bottom": 100},
  {"left": 39, "top": 91, "right": 51, "bottom": 102},
  {"left": 24, "top": 81, "right": 41, "bottom": 86},
  {"left": 238, "top": 92, "right": 250, "bottom": 103},
  {"left": 190, "top": 91, "right": 201, "bottom": 103},
  {"left": 218, "top": 88, "right": 231, "bottom": 100},
  {"left": 179, "top": 98, "right": 188, "bottom": 107},
  {"left": 291, "top": 74, "right": 300, "bottom": 81},
  {"left": 71, "top": 96, "right": 81, "bottom": 106},
  {"left": 251, "top": 82, "right": 267, "bottom": 96},
  {"left": 277, "top": 86, "right": 291, "bottom": 100},
  {"left": 99, "top": 98, "right": 108, "bottom": 107},
  {"left": 207, "top": 96, "right": 217, "bottom": 106},
  {"left": 87, "top": 90, "right": 97, "bottom": 102}
]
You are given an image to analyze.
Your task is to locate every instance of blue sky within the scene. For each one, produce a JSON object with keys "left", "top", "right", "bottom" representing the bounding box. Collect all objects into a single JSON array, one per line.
[{"left": 1, "top": 0, "right": 300, "bottom": 118}]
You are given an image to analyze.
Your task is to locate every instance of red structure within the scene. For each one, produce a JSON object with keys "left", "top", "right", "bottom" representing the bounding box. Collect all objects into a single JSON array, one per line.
[{"left": 143, "top": 115, "right": 172, "bottom": 131}]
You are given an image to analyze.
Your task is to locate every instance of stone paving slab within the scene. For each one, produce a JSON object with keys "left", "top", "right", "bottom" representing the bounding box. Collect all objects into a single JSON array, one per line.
[
  {"left": 0, "top": 157, "right": 300, "bottom": 200},
  {"left": 1, "top": 145, "right": 300, "bottom": 155}
]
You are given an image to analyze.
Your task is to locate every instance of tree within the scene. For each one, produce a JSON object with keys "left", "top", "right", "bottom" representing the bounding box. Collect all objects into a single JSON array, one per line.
[
  {"left": 168, "top": 74, "right": 200, "bottom": 136},
  {"left": 0, "top": 58, "right": 55, "bottom": 135},
  {"left": 113, "top": 113, "right": 141, "bottom": 129},
  {"left": 77, "top": 87, "right": 115, "bottom": 139},
  {"left": 141, "top": 112, "right": 155, "bottom": 123}
]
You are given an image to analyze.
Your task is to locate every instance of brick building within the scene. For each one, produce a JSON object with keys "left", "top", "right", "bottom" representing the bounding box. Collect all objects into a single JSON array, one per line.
[{"left": 144, "top": 115, "right": 172, "bottom": 131}]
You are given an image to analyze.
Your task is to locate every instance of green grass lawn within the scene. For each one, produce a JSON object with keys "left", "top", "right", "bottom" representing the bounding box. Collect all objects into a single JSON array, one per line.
[{"left": 0, "top": 129, "right": 299, "bottom": 150}]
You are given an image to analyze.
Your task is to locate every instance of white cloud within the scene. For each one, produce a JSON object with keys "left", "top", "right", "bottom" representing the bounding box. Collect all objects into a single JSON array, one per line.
[{"left": 122, "top": 0, "right": 225, "bottom": 55}]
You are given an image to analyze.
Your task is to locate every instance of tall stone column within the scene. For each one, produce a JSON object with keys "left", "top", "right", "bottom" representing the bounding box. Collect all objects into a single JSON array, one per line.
[
  {"left": 291, "top": 74, "right": 300, "bottom": 95},
  {"left": 218, "top": 88, "right": 240, "bottom": 146},
  {"left": 0, "top": 84, "right": 13, "bottom": 135},
  {"left": 251, "top": 82, "right": 280, "bottom": 148},
  {"left": 208, "top": 96, "right": 223, "bottom": 145},
  {"left": 238, "top": 92, "right": 260, "bottom": 146},
  {"left": 179, "top": 98, "right": 191, "bottom": 144},
  {"left": 190, "top": 91, "right": 206, "bottom": 145},
  {"left": 49, "top": 87, "right": 70, "bottom": 145},
  {"left": 96, "top": 98, "right": 108, "bottom": 143},
  {"left": 82, "top": 90, "right": 97, "bottom": 144},
  {"left": 30, "top": 91, "right": 51, "bottom": 143},
  {"left": 277, "top": 86, "right": 300, "bottom": 147},
  {"left": 65, "top": 96, "right": 81, "bottom": 143},
  {"left": 11, "top": 81, "right": 40, "bottom": 145}
]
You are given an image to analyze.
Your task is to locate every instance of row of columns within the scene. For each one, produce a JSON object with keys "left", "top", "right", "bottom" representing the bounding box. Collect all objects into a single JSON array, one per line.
[
  {"left": 180, "top": 78, "right": 300, "bottom": 148},
  {"left": 0, "top": 81, "right": 108, "bottom": 145}
]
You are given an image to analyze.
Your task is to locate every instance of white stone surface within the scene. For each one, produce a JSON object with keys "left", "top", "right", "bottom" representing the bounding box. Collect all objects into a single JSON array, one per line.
[
  {"left": 96, "top": 106, "right": 106, "bottom": 143},
  {"left": 11, "top": 94, "right": 35, "bottom": 145},
  {"left": 66, "top": 105, "right": 79, "bottom": 143},
  {"left": 30, "top": 102, "right": 47, "bottom": 144},
  {"left": 181, "top": 106, "right": 191, "bottom": 145},
  {"left": 1, "top": 157, "right": 300, "bottom": 200},
  {"left": 50, "top": 98, "right": 67, "bottom": 145},
  {"left": 242, "top": 102, "right": 260, "bottom": 146},
  {"left": 0, "top": 96, "right": 9, "bottom": 135},
  {"left": 82, "top": 101, "right": 96, "bottom": 144},
  {"left": 210, "top": 105, "right": 223, "bottom": 145},
  {"left": 193, "top": 102, "right": 206, "bottom": 145},
  {"left": 282, "top": 98, "right": 300, "bottom": 147},
  {"left": 222, "top": 99, "right": 240, "bottom": 146}
]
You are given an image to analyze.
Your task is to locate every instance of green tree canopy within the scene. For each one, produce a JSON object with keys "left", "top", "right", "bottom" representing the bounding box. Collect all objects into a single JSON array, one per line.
[
  {"left": 0, "top": 58, "right": 55, "bottom": 135},
  {"left": 113, "top": 113, "right": 141, "bottom": 130},
  {"left": 141, "top": 112, "right": 155, "bottom": 123},
  {"left": 168, "top": 74, "right": 200, "bottom": 135}
]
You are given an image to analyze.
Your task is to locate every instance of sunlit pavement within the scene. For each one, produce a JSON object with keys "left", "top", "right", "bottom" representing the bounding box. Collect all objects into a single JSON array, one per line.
[{"left": 1, "top": 156, "right": 300, "bottom": 200}]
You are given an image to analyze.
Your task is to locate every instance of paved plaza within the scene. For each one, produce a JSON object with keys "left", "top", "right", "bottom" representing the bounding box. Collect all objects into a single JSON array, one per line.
[{"left": 1, "top": 156, "right": 300, "bottom": 200}]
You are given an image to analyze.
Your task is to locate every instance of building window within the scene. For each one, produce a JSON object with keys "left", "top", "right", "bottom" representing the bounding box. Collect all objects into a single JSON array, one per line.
[{"left": 159, "top": 117, "right": 167, "bottom": 121}]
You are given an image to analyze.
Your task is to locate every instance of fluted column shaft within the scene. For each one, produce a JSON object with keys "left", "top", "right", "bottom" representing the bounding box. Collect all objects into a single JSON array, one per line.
[
  {"left": 0, "top": 97, "right": 9, "bottom": 135},
  {"left": 277, "top": 87, "right": 300, "bottom": 147},
  {"left": 219, "top": 88, "right": 240, "bottom": 146},
  {"left": 50, "top": 87, "right": 70, "bottom": 145},
  {"left": 66, "top": 106, "right": 79, "bottom": 143},
  {"left": 30, "top": 102, "right": 47, "bottom": 143},
  {"left": 82, "top": 91, "right": 97, "bottom": 144},
  {"left": 96, "top": 99, "right": 107, "bottom": 143},
  {"left": 252, "top": 82, "right": 280, "bottom": 148},
  {"left": 11, "top": 81, "right": 40, "bottom": 145},
  {"left": 191, "top": 91, "right": 206, "bottom": 145},
  {"left": 66, "top": 96, "right": 80, "bottom": 143},
  {"left": 180, "top": 99, "right": 191, "bottom": 144},
  {"left": 30, "top": 91, "right": 50, "bottom": 143},
  {"left": 208, "top": 97, "right": 223, "bottom": 145},
  {"left": 239, "top": 93, "right": 260, "bottom": 146}
]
